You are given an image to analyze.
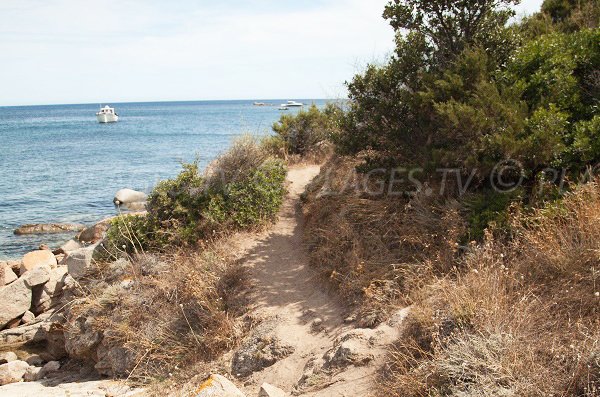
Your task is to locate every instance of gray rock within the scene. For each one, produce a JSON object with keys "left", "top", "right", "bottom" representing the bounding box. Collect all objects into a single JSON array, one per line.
[
  {"left": 0, "top": 360, "right": 29, "bottom": 385},
  {"left": 44, "top": 266, "right": 68, "bottom": 297},
  {"left": 194, "top": 374, "right": 245, "bottom": 397},
  {"left": 41, "top": 360, "right": 60, "bottom": 373},
  {"left": 232, "top": 322, "right": 295, "bottom": 378},
  {"left": 0, "top": 352, "right": 18, "bottom": 365},
  {"left": 0, "top": 278, "right": 32, "bottom": 329},
  {"left": 57, "top": 239, "right": 82, "bottom": 254},
  {"left": 13, "top": 223, "right": 84, "bottom": 235},
  {"left": 22, "top": 264, "right": 51, "bottom": 287},
  {"left": 23, "top": 366, "right": 43, "bottom": 381},
  {"left": 322, "top": 329, "right": 376, "bottom": 368},
  {"left": 1, "top": 263, "right": 18, "bottom": 287},
  {"left": 64, "top": 246, "right": 98, "bottom": 279},
  {"left": 21, "top": 311, "right": 35, "bottom": 324},
  {"left": 259, "top": 383, "right": 287, "bottom": 397},
  {"left": 24, "top": 354, "right": 44, "bottom": 366},
  {"left": 113, "top": 189, "right": 147, "bottom": 205}
]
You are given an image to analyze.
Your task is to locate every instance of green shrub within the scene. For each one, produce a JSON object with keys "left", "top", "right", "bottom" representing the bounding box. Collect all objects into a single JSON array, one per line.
[
  {"left": 271, "top": 103, "right": 342, "bottom": 157},
  {"left": 106, "top": 138, "right": 288, "bottom": 253}
]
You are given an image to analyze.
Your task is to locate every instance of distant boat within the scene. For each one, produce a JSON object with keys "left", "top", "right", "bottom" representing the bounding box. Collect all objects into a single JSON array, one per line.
[
  {"left": 253, "top": 102, "right": 267, "bottom": 106},
  {"left": 96, "top": 105, "right": 119, "bottom": 123},
  {"left": 282, "top": 100, "right": 304, "bottom": 107},
  {"left": 278, "top": 105, "right": 289, "bottom": 111}
]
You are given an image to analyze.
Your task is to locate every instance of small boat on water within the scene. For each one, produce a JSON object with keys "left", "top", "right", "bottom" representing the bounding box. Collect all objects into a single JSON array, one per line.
[
  {"left": 253, "top": 102, "right": 267, "bottom": 106},
  {"left": 96, "top": 105, "right": 119, "bottom": 123},
  {"left": 278, "top": 105, "right": 289, "bottom": 111},
  {"left": 282, "top": 100, "right": 304, "bottom": 107}
]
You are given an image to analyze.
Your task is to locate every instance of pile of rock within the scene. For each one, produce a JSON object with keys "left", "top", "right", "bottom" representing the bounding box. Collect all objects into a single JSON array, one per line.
[
  {"left": 0, "top": 351, "right": 61, "bottom": 386},
  {"left": 194, "top": 374, "right": 286, "bottom": 397}
]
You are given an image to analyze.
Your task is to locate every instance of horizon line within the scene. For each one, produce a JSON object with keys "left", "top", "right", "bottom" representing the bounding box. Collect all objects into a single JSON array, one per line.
[{"left": 0, "top": 97, "right": 342, "bottom": 108}]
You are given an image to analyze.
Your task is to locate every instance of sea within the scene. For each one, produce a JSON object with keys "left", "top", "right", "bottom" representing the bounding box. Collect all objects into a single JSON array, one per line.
[{"left": 0, "top": 100, "right": 326, "bottom": 260}]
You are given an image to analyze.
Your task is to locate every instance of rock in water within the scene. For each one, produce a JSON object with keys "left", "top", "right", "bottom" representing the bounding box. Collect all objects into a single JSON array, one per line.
[
  {"left": 14, "top": 223, "right": 84, "bottom": 235},
  {"left": 0, "top": 360, "right": 29, "bottom": 385},
  {"left": 113, "top": 189, "right": 147, "bottom": 205},
  {"left": 77, "top": 222, "right": 109, "bottom": 244},
  {"left": 21, "top": 250, "right": 57, "bottom": 275},
  {"left": 0, "top": 278, "right": 33, "bottom": 329},
  {"left": 194, "top": 374, "right": 246, "bottom": 397}
]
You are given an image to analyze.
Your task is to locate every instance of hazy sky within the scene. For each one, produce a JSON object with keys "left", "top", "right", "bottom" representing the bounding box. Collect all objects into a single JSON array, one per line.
[{"left": 0, "top": 0, "right": 543, "bottom": 106}]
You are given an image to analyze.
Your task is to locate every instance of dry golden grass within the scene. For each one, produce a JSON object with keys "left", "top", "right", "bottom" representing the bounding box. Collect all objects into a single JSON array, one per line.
[
  {"left": 65, "top": 236, "right": 250, "bottom": 382},
  {"left": 302, "top": 156, "right": 600, "bottom": 395},
  {"left": 303, "top": 156, "right": 465, "bottom": 325},
  {"left": 378, "top": 183, "right": 600, "bottom": 396}
]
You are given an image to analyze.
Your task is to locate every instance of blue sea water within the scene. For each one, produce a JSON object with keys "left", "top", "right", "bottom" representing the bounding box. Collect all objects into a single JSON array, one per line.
[{"left": 0, "top": 100, "right": 325, "bottom": 260}]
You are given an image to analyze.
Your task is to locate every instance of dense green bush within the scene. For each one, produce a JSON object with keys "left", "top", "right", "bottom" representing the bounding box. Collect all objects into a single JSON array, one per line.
[
  {"left": 270, "top": 103, "right": 342, "bottom": 157},
  {"left": 106, "top": 139, "right": 287, "bottom": 253}
]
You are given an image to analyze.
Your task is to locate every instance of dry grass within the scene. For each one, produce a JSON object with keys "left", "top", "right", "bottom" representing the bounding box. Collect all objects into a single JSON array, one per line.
[
  {"left": 378, "top": 182, "right": 600, "bottom": 396},
  {"left": 64, "top": 236, "right": 250, "bottom": 382},
  {"left": 303, "top": 156, "right": 465, "bottom": 325},
  {"left": 302, "top": 156, "right": 600, "bottom": 395}
]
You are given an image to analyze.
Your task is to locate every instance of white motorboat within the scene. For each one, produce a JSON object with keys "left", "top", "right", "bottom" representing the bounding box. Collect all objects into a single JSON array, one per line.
[
  {"left": 278, "top": 105, "right": 289, "bottom": 111},
  {"left": 96, "top": 105, "right": 119, "bottom": 123},
  {"left": 281, "top": 100, "right": 304, "bottom": 107}
]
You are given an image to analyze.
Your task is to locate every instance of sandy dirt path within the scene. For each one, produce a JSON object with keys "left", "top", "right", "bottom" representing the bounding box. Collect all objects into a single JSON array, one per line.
[{"left": 233, "top": 165, "right": 396, "bottom": 397}]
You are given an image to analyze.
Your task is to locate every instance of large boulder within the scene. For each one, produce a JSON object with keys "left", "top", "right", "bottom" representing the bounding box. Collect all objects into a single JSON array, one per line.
[
  {"left": 77, "top": 222, "right": 109, "bottom": 244},
  {"left": 0, "top": 278, "right": 32, "bottom": 329},
  {"left": 63, "top": 246, "right": 98, "bottom": 279},
  {"left": 194, "top": 374, "right": 245, "bottom": 397},
  {"left": 14, "top": 223, "right": 84, "bottom": 235},
  {"left": 0, "top": 360, "right": 29, "bottom": 385},
  {"left": 113, "top": 189, "right": 147, "bottom": 205},
  {"left": 21, "top": 250, "right": 57, "bottom": 275},
  {"left": 55, "top": 239, "right": 82, "bottom": 255},
  {"left": 1, "top": 263, "right": 18, "bottom": 286}
]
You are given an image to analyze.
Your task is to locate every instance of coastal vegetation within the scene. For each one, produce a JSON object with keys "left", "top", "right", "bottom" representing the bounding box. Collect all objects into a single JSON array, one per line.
[{"left": 296, "top": 0, "right": 600, "bottom": 395}]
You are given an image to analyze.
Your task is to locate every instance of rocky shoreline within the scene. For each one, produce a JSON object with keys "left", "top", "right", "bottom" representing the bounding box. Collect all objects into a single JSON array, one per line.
[{"left": 0, "top": 189, "right": 147, "bottom": 389}]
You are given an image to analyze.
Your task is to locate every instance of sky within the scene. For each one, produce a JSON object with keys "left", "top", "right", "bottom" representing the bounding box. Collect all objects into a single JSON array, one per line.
[{"left": 0, "top": 0, "right": 544, "bottom": 106}]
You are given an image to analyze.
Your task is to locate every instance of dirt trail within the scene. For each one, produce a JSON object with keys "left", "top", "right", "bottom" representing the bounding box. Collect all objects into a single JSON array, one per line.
[{"left": 233, "top": 165, "right": 403, "bottom": 397}]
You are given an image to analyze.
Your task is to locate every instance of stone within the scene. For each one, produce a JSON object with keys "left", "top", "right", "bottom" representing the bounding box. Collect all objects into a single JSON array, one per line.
[
  {"left": 121, "top": 201, "right": 147, "bottom": 211},
  {"left": 322, "top": 330, "right": 376, "bottom": 369},
  {"left": 0, "top": 278, "right": 33, "bottom": 329},
  {"left": 194, "top": 374, "right": 245, "bottom": 397},
  {"left": 1, "top": 263, "right": 18, "bottom": 286},
  {"left": 21, "top": 311, "right": 35, "bottom": 324},
  {"left": 0, "top": 319, "right": 52, "bottom": 345},
  {"left": 259, "top": 383, "right": 287, "bottom": 397},
  {"left": 6, "top": 260, "right": 21, "bottom": 273},
  {"left": 64, "top": 246, "right": 97, "bottom": 279},
  {"left": 94, "top": 338, "right": 134, "bottom": 377},
  {"left": 13, "top": 223, "right": 84, "bottom": 235},
  {"left": 113, "top": 189, "right": 147, "bottom": 205},
  {"left": 0, "top": 360, "right": 29, "bottom": 385},
  {"left": 22, "top": 264, "right": 51, "bottom": 287},
  {"left": 42, "top": 360, "right": 60, "bottom": 373},
  {"left": 44, "top": 266, "right": 69, "bottom": 298},
  {"left": 38, "top": 244, "right": 50, "bottom": 251},
  {"left": 21, "top": 250, "right": 57, "bottom": 275},
  {"left": 232, "top": 321, "right": 295, "bottom": 378},
  {"left": 32, "top": 287, "right": 52, "bottom": 314},
  {"left": 23, "top": 366, "right": 43, "bottom": 381},
  {"left": 311, "top": 318, "right": 324, "bottom": 332},
  {"left": 0, "top": 352, "right": 18, "bottom": 365},
  {"left": 77, "top": 223, "right": 109, "bottom": 244},
  {"left": 24, "top": 354, "right": 44, "bottom": 366},
  {"left": 54, "top": 239, "right": 82, "bottom": 254}
]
